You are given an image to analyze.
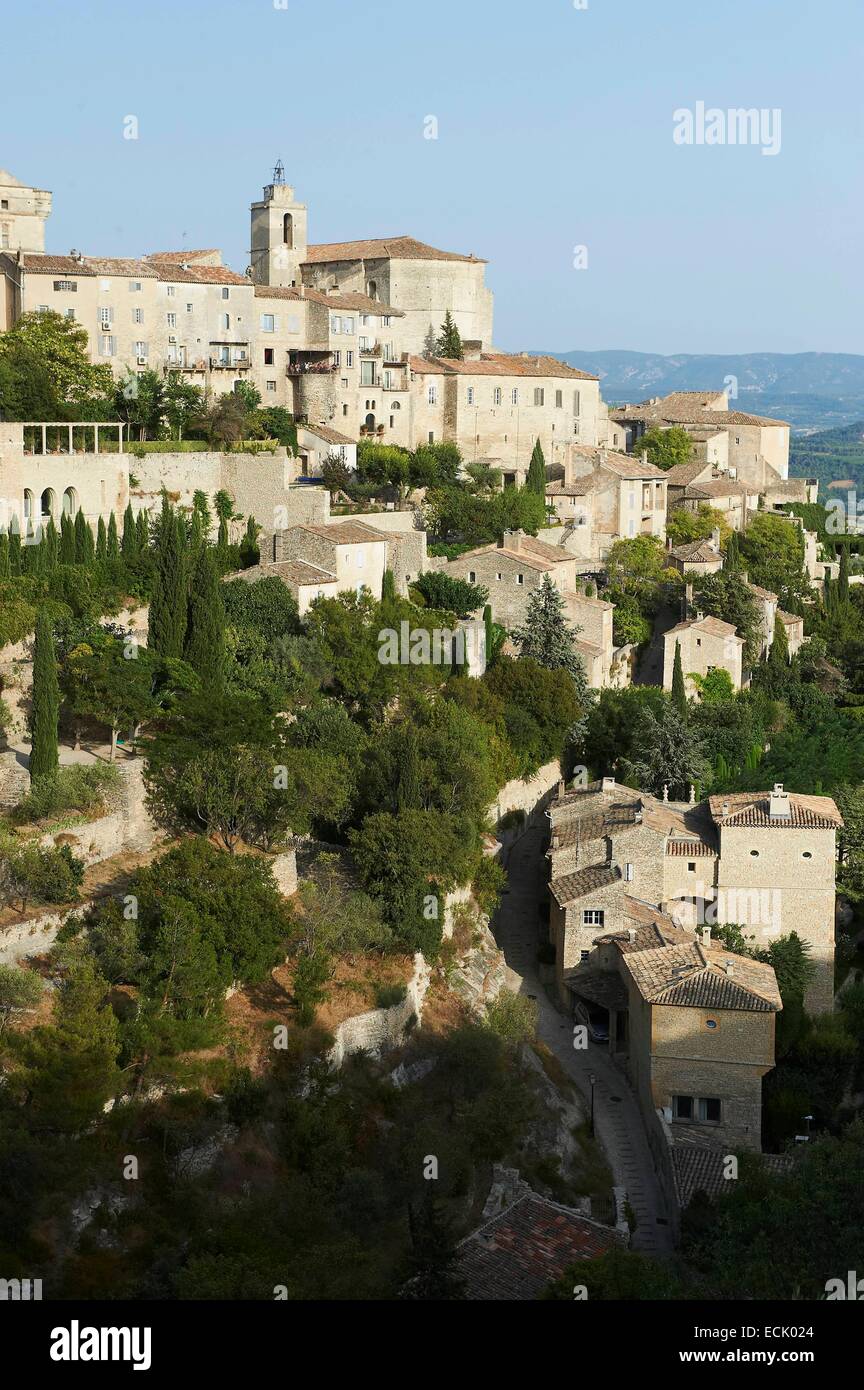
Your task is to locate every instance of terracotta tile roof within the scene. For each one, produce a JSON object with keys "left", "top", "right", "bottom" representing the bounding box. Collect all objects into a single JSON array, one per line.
[
  {"left": 295, "top": 520, "right": 388, "bottom": 546},
  {"left": 21, "top": 254, "right": 94, "bottom": 276},
  {"left": 148, "top": 260, "right": 249, "bottom": 285},
  {"left": 708, "top": 791, "right": 842, "bottom": 829},
  {"left": 458, "top": 534, "right": 575, "bottom": 572},
  {"left": 148, "top": 249, "right": 220, "bottom": 262},
  {"left": 665, "top": 461, "right": 712, "bottom": 486},
  {"left": 665, "top": 615, "right": 742, "bottom": 642},
  {"left": 622, "top": 939, "right": 781, "bottom": 1011},
  {"left": 685, "top": 478, "right": 752, "bottom": 499},
  {"left": 669, "top": 539, "right": 722, "bottom": 563},
  {"left": 747, "top": 583, "right": 778, "bottom": 602},
  {"left": 595, "top": 452, "right": 668, "bottom": 481},
  {"left": 253, "top": 285, "right": 404, "bottom": 316},
  {"left": 665, "top": 838, "right": 717, "bottom": 858},
  {"left": 456, "top": 1193, "right": 624, "bottom": 1300},
  {"left": 305, "top": 235, "right": 486, "bottom": 265},
  {"left": 672, "top": 1138, "right": 795, "bottom": 1209},
  {"left": 302, "top": 423, "right": 356, "bottom": 445},
  {"left": 612, "top": 396, "right": 790, "bottom": 429},
  {"left": 549, "top": 862, "right": 621, "bottom": 907},
  {"left": 778, "top": 608, "right": 804, "bottom": 628},
  {"left": 408, "top": 352, "right": 597, "bottom": 381},
  {"left": 268, "top": 559, "right": 338, "bottom": 586},
  {"left": 565, "top": 968, "right": 629, "bottom": 1011}
]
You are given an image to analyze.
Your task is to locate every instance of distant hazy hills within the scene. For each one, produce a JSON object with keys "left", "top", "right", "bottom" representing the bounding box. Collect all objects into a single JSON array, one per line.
[
  {"left": 532, "top": 350, "right": 864, "bottom": 434},
  {"left": 789, "top": 420, "right": 864, "bottom": 494}
]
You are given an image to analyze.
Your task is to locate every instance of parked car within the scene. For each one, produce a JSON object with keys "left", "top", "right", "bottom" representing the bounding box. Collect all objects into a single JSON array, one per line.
[{"left": 574, "top": 1000, "right": 610, "bottom": 1044}]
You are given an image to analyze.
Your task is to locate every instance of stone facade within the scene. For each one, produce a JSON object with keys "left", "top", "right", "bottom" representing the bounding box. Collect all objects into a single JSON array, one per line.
[
  {"left": 0, "top": 167, "right": 51, "bottom": 256},
  {"left": 446, "top": 530, "right": 578, "bottom": 630},
  {"left": 663, "top": 615, "right": 744, "bottom": 694}
]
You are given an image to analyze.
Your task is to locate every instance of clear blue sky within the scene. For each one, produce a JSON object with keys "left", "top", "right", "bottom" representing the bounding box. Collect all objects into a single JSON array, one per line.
[{"left": 2, "top": 0, "right": 861, "bottom": 354}]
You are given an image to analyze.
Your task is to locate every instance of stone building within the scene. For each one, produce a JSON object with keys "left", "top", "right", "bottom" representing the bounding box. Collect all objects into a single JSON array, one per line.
[
  {"left": 664, "top": 459, "right": 759, "bottom": 532},
  {"left": 277, "top": 520, "right": 389, "bottom": 601},
  {"left": 610, "top": 390, "right": 794, "bottom": 494},
  {"left": 546, "top": 777, "right": 841, "bottom": 1021},
  {"left": 666, "top": 533, "right": 723, "bottom": 577},
  {"left": 446, "top": 530, "right": 578, "bottom": 629},
  {"left": 662, "top": 614, "right": 744, "bottom": 694},
  {"left": 545, "top": 448, "right": 668, "bottom": 560},
  {"left": 0, "top": 167, "right": 51, "bottom": 256}
]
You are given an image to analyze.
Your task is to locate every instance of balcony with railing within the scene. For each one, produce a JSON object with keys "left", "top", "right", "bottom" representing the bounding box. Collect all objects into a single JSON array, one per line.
[{"left": 288, "top": 351, "right": 337, "bottom": 376}]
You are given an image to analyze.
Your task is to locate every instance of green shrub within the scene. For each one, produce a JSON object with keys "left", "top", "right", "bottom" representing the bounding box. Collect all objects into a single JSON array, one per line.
[
  {"left": 13, "top": 763, "right": 121, "bottom": 825},
  {"left": 374, "top": 982, "right": 407, "bottom": 1010}
]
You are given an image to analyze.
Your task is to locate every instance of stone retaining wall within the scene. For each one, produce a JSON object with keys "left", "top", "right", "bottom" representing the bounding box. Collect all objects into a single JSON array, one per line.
[{"left": 327, "top": 952, "right": 431, "bottom": 1069}]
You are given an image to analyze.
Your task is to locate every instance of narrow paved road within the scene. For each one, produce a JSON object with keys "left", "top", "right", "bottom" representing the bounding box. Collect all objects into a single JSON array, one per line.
[{"left": 494, "top": 826, "right": 673, "bottom": 1256}]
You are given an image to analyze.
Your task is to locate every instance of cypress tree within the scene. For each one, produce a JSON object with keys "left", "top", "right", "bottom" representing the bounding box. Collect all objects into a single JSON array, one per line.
[
  {"left": 839, "top": 545, "right": 850, "bottom": 607},
  {"left": 45, "top": 517, "right": 58, "bottom": 571},
  {"left": 107, "top": 512, "right": 120, "bottom": 560},
  {"left": 175, "top": 511, "right": 188, "bottom": 555},
  {"left": 136, "top": 510, "right": 149, "bottom": 553},
  {"left": 96, "top": 516, "right": 107, "bottom": 562},
  {"left": 0, "top": 532, "right": 9, "bottom": 579},
  {"left": 217, "top": 516, "right": 229, "bottom": 551},
  {"left": 724, "top": 529, "right": 740, "bottom": 572},
  {"left": 59, "top": 511, "right": 75, "bottom": 565},
  {"left": 768, "top": 612, "right": 789, "bottom": 669},
  {"left": 23, "top": 533, "right": 44, "bottom": 576},
  {"left": 189, "top": 507, "right": 204, "bottom": 553},
  {"left": 381, "top": 568, "right": 397, "bottom": 603},
  {"left": 396, "top": 724, "right": 422, "bottom": 811},
  {"left": 671, "top": 639, "right": 687, "bottom": 716},
  {"left": 121, "top": 503, "right": 138, "bottom": 561},
  {"left": 9, "top": 528, "right": 22, "bottom": 575},
  {"left": 149, "top": 503, "right": 187, "bottom": 658},
  {"left": 526, "top": 439, "right": 546, "bottom": 497},
  {"left": 241, "top": 515, "right": 260, "bottom": 566},
  {"left": 483, "top": 603, "right": 494, "bottom": 666},
  {"left": 74, "top": 509, "right": 88, "bottom": 564},
  {"left": 183, "top": 544, "right": 225, "bottom": 685},
  {"left": 30, "top": 607, "right": 60, "bottom": 782}
]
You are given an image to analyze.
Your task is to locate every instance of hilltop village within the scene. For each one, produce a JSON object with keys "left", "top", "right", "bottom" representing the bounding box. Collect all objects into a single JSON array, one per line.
[{"left": 0, "top": 162, "right": 863, "bottom": 1302}]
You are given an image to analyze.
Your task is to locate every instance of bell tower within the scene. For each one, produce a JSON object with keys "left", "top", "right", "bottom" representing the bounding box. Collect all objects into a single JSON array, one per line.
[{"left": 249, "top": 161, "right": 308, "bottom": 288}]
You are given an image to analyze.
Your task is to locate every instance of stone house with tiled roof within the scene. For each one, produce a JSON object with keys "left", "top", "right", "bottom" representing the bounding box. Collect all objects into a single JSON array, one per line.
[
  {"left": 662, "top": 614, "right": 744, "bottom": 693},
  {"left": 455, "top": 1190, "right": 626, "bottom": 1299},
  {"left": 545, "top": 447, "right": 668, "bottom": 560},
  {"left": 445, "top": 529, "right": 579, "bottom": 629},
  {"left": 666, "top": 534, "right": 723, "bottom": 576}
]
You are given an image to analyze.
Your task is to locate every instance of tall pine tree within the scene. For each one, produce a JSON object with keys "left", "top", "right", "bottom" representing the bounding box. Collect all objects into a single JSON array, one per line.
[
  {"left": 435, "top": 310, "right": 463, "bottom": 360},
  {"left": 511, "top": 573, "right": 588, "bottom": 699},
  {"left": 768, "top": 612, "right": 789, "bottom": 670},
  {"left": 30, "top": 608, "right": 60, "bottom": 782}
]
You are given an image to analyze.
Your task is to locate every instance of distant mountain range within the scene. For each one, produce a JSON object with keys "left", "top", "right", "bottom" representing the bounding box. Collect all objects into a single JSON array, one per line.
[{"left": 531, "top": 350, "right": 864, "bottom": 434}]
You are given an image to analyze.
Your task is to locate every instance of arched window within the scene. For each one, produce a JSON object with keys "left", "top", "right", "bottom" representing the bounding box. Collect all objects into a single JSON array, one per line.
[
  {"left": 63, "top": 486, "right": 78, "bottom": 518},
  {"left": 283, "top": 213, "right": 293, "bottom": 249},
  {"left": 40, "top": 488, "right": 56, "bottom": 519},
  {"left": 367, "top": 279, "right": 377, "bottom": 301},
  {"left": 365, "top": 413, "right": 376, "bottom": 432},
  {"left": 23, "top": 489, "right": 34, "bottom": 521}
]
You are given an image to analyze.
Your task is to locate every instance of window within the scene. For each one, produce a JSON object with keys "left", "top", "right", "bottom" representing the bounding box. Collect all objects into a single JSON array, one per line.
[
  {"left": 53, "top": 280, "right": 77, "bottom": 292},
  {"left": 687, "top": 861, "right": 696, "bottom": 873},
  {"left": 356, "top": 549, "right": 365, "bottom": 568},
  {"left": 0, "top": 198, "right": 7, "bottom": 209},
  {"left": 698, "top": 1097, "right": 721, "bottom": 1122},
  {"left": 99, "top": 335, "right": 116, "bottom": 356},
  {"left": 580, "top": 950, "right": 590, "bottom": 961},
  {"left": 167, "top": 313, "right": 176, "bottom": 328},
  {"left": 672, "top": 1095, "right": 693, "bottom": 1120},
  {"left": 260, "top": 314, "right": 275, "bottom": 332},
  {"left": 130, "top": 281, "right": 142, "bottom": 292},
  {"left": 333, "top": 350, "right": 341, "bottom": 367},
  {"left": 134, "top": 341, "right": 148, "bottom": 359},
  {"left": 221, "top": 287, "right": 230, "bottom": 300},
  {"left": 705, "top": 1019, "right": 718, "bottom": 1029},
  {"left": 802, "top": 851, "right": 813, "bottom": 860},
  {"left": 383, "top": 315, "right": 391, "bottom": 327},
  {"left": 493, "top": 387, "right": 502, "bottom": 405},
  {"left": 468, "top": 571, "right": 477, "bottom": 583},
  {"left": 428, "top": 385, "right": 438, "bottom": 405},
  {"left": 516, "top": 573, "right": 524, "bottom": 585},
  {"left": 133, "top": 307, "right": 144, "bottom": 324},
  {"left": 266, "top": 380, "right": 276, "bottom": 392},
  {"left": 343, "top": 404, "right": 349, "bottom": 416},
  {"left": 0, "top": 223, "right": 8, "bottom": 249},
  {"left": 64, "top": 308, "right": 76, "bottom": 320},
  {"left": 496, "top": 572, "right": 502, "bottom": 581},
  {"left": 624, "top": 863, "right": 633, "bottom": 882},
  {"left": 582, "top": 909, "right": 605, "bottom": 926},
  {"left": 99, "top": 308, "right": 113, "bottom": 327},
  {"left": 750, "top": 849, "right": 760, "bottom": 858},
  {"left": 573, "top": 390, "right": 581, "bottom": 415},
  {"left": 343, "top": 317, "right": 354, "bottom": 334},
  {"left": 534, "top": 387, "right": 545, "bottom": 406},
  {"left": 166, "top": 285, "right": 176, "bottom": 297},
  {"left": 264, "top": 347, "right": 274, "bottom": 365},
  {"left": 555, "top": 389, "right": 563, "bottom": 408},
  {"left": 467, "top": 387, "right": 475, "bottom": 405},
  {"left": 331, "top": 315, "right": 342, "bottom": 334},
  {"left": 346, "top": 350, "right": 354, "bottom": 368},
  {"left": 511, "top": 388, "right": 519, "bottom": 404},
  {"left": 220, "top": 313, "right": 230, "bottom": 331},
  {"left": 187, "top": 302, "right": 193, "bottom": 313}
]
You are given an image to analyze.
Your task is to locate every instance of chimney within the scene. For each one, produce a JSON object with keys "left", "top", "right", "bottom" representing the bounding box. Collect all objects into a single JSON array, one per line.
[
  {"left": 769, "top": 783, "right": 791, "bottom": 820},
  {"left": 602, "top": 776, "right": 616, "bottom": 793},
  {"left": 502, "top": 529, "right": 522, "bottom": 552},
  {"left": 628, "top": 928, "right": 637, "bottom": 944},
  {"left": 724, "top": 960, "right": 735, "bottom": 977},
  {"left": 634, "top": 807, "right": 643, "bottom": 824},
  {"left": 722, "top": 800, "right": 730, "bottom": 817},
  {"left": 662, "top": 784, "right": 669, "bottom": 804},
  {"left": 557, "top": 778, "right": 565, "bottom": 798},
  {"left": 552, "top": 835, "right": 560, "bottom": 851},
  {"left": 689, "top": 784, "right": 696, "bottom": 806}
]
